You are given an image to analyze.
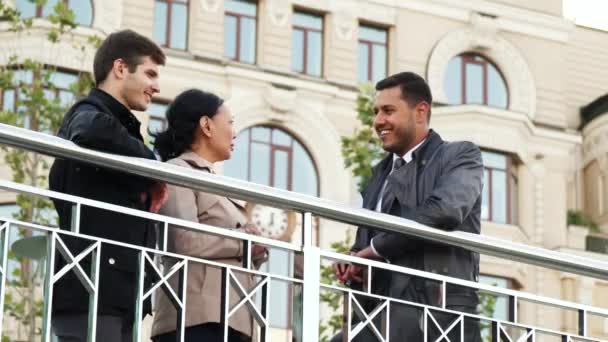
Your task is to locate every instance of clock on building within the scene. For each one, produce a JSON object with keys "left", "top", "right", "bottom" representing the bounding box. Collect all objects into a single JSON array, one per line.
[{"left": 246, "top": 203, "right": 296, "bottom": 241}]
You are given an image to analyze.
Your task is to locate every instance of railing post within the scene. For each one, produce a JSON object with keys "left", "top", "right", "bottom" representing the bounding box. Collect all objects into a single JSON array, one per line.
[
  {"left": 301, "top": 212, "right": 320, "bottom": 342},
  {"left": 42, "top": 232, "right": 57, "bottom": 342}
]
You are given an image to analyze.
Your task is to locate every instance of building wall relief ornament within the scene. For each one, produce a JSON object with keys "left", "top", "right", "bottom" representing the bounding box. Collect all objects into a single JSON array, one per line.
[
  {"left": 426, "top": 17, "right": 536, "bottom": 118},
  {"left": 267, "top": 0, "right": 290, "bottom": 27},
  {"left": 200, "top": 0, "right": 221, "bottom": 14}
]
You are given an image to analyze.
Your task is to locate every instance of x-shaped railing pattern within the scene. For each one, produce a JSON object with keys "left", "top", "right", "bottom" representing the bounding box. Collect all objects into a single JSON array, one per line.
[
  {"left": 221, "top": 268, "right": 270, "bottom": 342},
  {"left": 348, "top": 293, "right": 389, "bottom": 341}
]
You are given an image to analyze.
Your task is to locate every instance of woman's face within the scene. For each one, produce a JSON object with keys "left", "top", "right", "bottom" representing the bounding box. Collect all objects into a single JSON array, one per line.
[{"left": 209, "top": 104, "right": 236, "bottom": 161}]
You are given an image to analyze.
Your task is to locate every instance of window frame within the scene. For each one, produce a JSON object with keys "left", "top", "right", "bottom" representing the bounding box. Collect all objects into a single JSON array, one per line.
[
  {"left": 482, "top": 149, "right": 516, "bottom": 225},
  {"left": 224, "top": 0, "right": 258, "bottom": 64},
  {"left": 155, "top": 0, "right": 189, "bottom": 50},
  {"left": 17, "top": 0, "right": 94, "bottom": 27},
  {"left": 292, "top": 9, "right": 324, "bottom": 77},
  {"left": 358, "top": 23, "right": 388, "bottom": 82}
]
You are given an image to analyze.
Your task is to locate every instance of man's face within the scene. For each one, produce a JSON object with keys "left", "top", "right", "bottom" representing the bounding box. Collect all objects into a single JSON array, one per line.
[
  {"left": 373, "top": 86, "right": 418, "bottom": 156},
  {"left": 121, "top": 56, "right": 160, "bottom": 111}
]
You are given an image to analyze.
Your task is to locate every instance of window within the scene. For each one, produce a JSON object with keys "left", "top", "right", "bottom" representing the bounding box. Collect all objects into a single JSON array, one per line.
[
  {"left": 15, "top": 0, "right": 93, "bottom": 26},
  {"left": 479, "top": 275, "right": 513, "bottom": 339},
  {"left": 224, "top": 0, "right": 257, "bottom": 64},
  {"left": 358, "top": 25, "right": 387, "bottom": 83},
  {"left": 292, "top": 11, "right": 323, "bottom": 77},
  {"left": 154, "top": 0, "right": 189, "bottom": 50},
  {"left": 146, "top": 101, "right": 169, "bottom": 136},
  {"left": 482, "top": 151, "right": 517, "bottom": 224},
  {"left": 223, "top": 126, "right": 318, "bottom": 329},
  {"left": 0, "top": 69, "right": 78, "bottom": 129},
  {"left": 444, "top": 53, "right": 508, "bottom": 108}
]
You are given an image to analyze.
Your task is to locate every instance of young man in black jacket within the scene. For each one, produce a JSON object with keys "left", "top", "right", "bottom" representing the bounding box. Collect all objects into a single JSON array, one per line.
[{"left": 49, "top": 29, "right": 168, "bottom": 342}]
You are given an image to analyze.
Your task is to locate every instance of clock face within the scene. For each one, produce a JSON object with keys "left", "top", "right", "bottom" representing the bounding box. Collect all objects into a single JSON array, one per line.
[{"left": 251, "top": 205, "right": 289, "bottom": 239}]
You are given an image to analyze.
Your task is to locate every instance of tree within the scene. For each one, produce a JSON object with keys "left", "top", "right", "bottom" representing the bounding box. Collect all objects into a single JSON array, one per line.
[{"left": 0, "top": 1, "right": 98, "bottom": 340}]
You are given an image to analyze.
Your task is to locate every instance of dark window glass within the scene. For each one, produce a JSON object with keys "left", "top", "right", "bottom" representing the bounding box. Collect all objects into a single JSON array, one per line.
[
  {"left": 292, "top": 11, "right": 323, "bottom": 77},
  {"left": 154, "top": 0, "right": 188, "bottom": 50},
  {"left": 224, "top": 0, "right": 257, "bottom": 64},
  {"left": 444, "top": 53, "right": 508, "bottom": 108},
  {"left": 16, "top": 0, "right": 93, "bottom": 26},
  {"left": 358, "top": 25, "right": 388, "bottom": 82}
]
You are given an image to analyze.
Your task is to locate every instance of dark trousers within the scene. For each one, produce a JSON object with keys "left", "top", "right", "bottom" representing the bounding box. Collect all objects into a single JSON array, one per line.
[
  {"left": 153, "top": 323, "right": 250, "bottom": 342},
  {"left": 53, "top": 314, "right": 133, "bottom": 342}
]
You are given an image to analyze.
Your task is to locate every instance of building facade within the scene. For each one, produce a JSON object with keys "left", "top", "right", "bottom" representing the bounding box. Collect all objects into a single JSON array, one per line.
[{"left": 1, "top": 0, "right": 608, "bottom": 340}]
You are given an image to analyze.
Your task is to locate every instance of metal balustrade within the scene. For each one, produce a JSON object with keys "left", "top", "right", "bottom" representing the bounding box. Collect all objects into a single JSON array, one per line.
[{"left": 0, "top": 123, "right": 607, "bottom": 342}]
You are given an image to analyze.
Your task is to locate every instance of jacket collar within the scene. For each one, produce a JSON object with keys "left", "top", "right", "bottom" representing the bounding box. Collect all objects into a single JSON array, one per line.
[
  {"left": 89, "top": 88, "right": 143, "bottom": 138},
  {"left": 178, "top": 151, "right": 216, "bottom": 173},
  {"left": 411, "top": 129, "right": 444, "bottom": 165}
]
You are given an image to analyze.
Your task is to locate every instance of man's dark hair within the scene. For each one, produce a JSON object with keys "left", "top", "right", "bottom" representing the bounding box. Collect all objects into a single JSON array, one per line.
[
  {"left": 376, "top": 72, "right": 433, "bottom": 121},
  {"left": 93, "top": 29, "right": 166, "bottom": 86}
]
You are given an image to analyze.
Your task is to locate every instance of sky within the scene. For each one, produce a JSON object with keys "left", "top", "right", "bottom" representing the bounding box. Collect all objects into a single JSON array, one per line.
[{"left": 563, "top": 0, "right": 608, "bottom": 31}]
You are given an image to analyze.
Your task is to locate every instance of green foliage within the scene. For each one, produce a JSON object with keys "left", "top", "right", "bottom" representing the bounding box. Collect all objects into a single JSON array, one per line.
[
  {"left": 341, "top": 83, "right": 386, "bottom": 192},
  {"left": 478, "top": 291, "right": 497, "bottom": 342},
  {"left": 318, "top": 233, "right": 352, "bottom": 342},
  {"left": 0, "top": 1, "right": 96, "bottom": 340},
  {"left": 567, "top": 209, "right": 600, "bottom": 233}
]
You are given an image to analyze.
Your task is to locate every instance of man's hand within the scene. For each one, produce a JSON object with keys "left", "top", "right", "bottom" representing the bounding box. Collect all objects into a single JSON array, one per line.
[
  {"left": 333, "top": 252, "right": 359, "bottom": 284},
  {"left": 148, "top": 182, "right": 168, "bottom": 213}
]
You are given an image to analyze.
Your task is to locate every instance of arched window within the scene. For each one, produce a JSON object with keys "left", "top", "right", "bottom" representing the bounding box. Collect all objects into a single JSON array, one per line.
[
  {"left": 224, "top": 126, "right": 319, "bottom": 196},
  {"left": 223, "top": 126, "right": 318, "bottom": 331},
  {"left": 16, "top": 0, "right": 93, "bottom": 27},
  {"left": 444, "top": 53, "right": 508, "bottom": 108}
]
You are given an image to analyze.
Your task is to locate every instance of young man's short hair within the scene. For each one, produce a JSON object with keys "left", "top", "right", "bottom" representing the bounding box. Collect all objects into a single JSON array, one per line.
[
  {"left": 93, "top": 29, "right": 166, "bottom": 86},
  {"left": 376, "top": 72, "right": 433, "bottom": 121}
]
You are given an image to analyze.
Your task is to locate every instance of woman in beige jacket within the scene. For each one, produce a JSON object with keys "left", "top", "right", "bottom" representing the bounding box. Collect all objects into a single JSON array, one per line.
[{"left": 150, "top": 89, "right": 266, "bottom": 342}]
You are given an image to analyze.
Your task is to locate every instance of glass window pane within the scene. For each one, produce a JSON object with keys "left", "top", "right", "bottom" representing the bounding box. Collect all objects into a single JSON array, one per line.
[
  {"left": 225, "top": 0, "right": 256, "bottom": 16},
  {"left": 482, "top": 151, "right": 507, "bottom": 170},
  {"left": 154, "top": 2, "right": 168, "bottom": 46},
  {"left": 239, "top": 17, "right": 256, "bottom": 63},
  {"left": 50, "top": 71, "right": 78, "bottom": 90},
  {"left": 479, "top": 275, "right": 509, "bottom": 321},
  {"left": 148, "top": 117, "right": 165, "bottom": 135},
  {"left": 482, "top": 169, "right": 489, "bottom": 220},
  {"left": 272, "top": 129, "right": 291, "bottom": 146},
  {"left": 250, "top": 142, "right": 270, "bottom": 185},
  {"left": 42, "top": 0, "right": 59, "bottom": 17},
  {"left": 223, "top": 129, "right": 249, "bottom": 180},
  {"left": 444, "top": 56, "right": 462, "bottom": 105},
  {"left": 3, "top": 90, "right": 15, "bottom": 111},
  {"left": 306, "top": 31, "right": 322, "bottom": 77},
  {"left": 15, "top": 0, "right": 36, "bottom": 18},
  {"left": 147, "top": 102, "right": 168, "bottom": 118},
  {"left": 291, "top": 29, "right": 304, "bottom": 73},
  {"left": 487, "top": 64, "right": 508, "bottom": 108},
  {"left": 13, "top": 70, "right": 33, "bottom": 85},
  {"left": 359, "top": 26, "right": 387, "bottom": 44},
  {"left": 273, "top": 150, "right": 289, "bottom": 190},
  {"left": 69, "top": 0, "right": 93, "bottom": 26},
  {"left": 58, "top": 90, "right": 74, "bottom": 107},
  {"left": 358, "top": 43, "right": 370, "bottom": 82},
  {"left": 170, "top": 3, "right": 188, "bottom": 49},
  {"left": 465, "top": 62, "right": 483, "bottom": 104},
  {"left": 371, "top": 45, "right": 387, "bottom": 83},
  {"left": 268, "top": 249, "right": 290, "bottom": 327},
  {"left": 292, "top": 143, "right": 318, "bottom": 196},
  {"left": 293, "top": 12, "right": 322, "bottom": 30},
  {"left": 224, "top": 15, "right": 237, "bottom": 59},
  {"left": 251, "top": 126, "right": 270, "bottom": 142},
  {"left": 492, "top": 170, "right": 507, "bottom": 224}
]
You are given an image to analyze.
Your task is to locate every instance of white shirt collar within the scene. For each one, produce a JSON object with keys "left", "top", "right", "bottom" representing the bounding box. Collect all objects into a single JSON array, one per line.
[{"left": 393, "top": 138, "right": 426, "bottom": 165}]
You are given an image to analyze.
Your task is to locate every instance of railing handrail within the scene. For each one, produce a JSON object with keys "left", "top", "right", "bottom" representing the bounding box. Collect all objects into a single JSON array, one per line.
[{"left": 0, "top": 123, "right": 607, "bottom": 280}]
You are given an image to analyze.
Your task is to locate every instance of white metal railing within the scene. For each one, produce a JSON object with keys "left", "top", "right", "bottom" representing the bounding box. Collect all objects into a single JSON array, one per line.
[{"left": 0, "top": 123, "right": 607, "bottom": 341}]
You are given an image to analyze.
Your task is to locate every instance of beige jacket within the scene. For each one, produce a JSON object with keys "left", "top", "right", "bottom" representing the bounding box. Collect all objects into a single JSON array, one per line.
[{"left": 151, "top": 151, "right": 255, "bottom": 337}]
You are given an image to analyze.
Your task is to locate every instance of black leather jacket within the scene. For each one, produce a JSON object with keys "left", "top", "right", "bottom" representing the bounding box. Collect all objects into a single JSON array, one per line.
[{"left": 49, "top": 88, "right": 157, "bottom": 317}]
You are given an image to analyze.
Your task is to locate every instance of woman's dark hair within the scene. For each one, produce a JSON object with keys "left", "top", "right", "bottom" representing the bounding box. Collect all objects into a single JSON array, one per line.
[{"left": 153, "top": 89, "right": 224, "bottom": 161}]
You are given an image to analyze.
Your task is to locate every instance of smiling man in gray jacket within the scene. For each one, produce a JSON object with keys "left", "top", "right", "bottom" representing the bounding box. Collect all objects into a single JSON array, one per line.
[{"left": 334, "top": 72, "right": 483, "bottom": 341}]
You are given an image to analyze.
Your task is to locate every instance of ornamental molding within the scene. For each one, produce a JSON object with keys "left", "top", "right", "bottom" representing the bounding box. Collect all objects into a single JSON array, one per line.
[
  {"left": 426, "top": 26, "right": 536, "bottom": 119},
  {"left": 200, "top": 0, "right": 221, "bottom": 13},
  {"left": 266, "top": 0, "right": 290, "bottom": 27}
]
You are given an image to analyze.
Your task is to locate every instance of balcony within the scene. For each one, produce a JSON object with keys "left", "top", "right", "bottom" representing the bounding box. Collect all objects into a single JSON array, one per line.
[{"left": 0, "top": 123, "right": 607, "bottom": 342}]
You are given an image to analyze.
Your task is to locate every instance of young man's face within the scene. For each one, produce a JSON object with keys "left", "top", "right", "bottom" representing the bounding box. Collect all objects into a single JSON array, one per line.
[
  {"left": 121, "top": 56, "right": 160, "bottom": 111},
  {"left": 373, "top": 86, "right": 419, "bottom": 156}
]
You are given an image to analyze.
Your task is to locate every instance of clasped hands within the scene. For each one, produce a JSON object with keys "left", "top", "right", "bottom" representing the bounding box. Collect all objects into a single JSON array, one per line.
[{"left": 333, "top": 246, "right": 381, "bottom": 284}]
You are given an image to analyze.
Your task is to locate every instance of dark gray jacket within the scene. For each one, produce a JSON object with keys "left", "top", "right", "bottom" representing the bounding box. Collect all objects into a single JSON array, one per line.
[{"left": 352, "top": 130, "right": 482, "bottom": 307}]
